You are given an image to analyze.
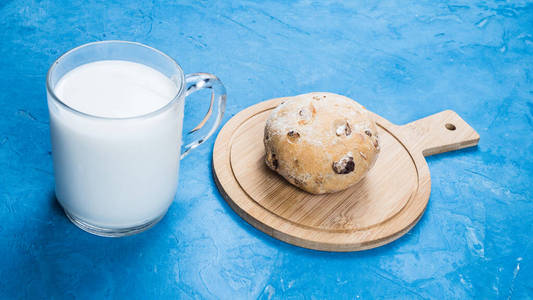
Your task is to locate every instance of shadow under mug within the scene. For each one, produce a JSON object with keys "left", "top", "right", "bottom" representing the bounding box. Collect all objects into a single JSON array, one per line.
[{"left": 46, "top": 41, "right": 226, "bottom": 237}]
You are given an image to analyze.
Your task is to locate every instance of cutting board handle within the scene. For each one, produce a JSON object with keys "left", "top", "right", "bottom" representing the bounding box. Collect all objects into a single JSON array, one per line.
[{"left": 397, "top": 110, "right": 480, "bottom": 157}]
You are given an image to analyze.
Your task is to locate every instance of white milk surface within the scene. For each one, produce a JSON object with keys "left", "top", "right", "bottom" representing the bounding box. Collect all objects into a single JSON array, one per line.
[
  {"left": 49, "top": 60, "right": 183, "bottom": 228},
  {"left": 55, "top": 60, "right": 177, "bottom": 118}
]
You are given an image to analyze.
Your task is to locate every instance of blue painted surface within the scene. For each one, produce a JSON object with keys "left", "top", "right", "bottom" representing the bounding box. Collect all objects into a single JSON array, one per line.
[{"left": 0, "top": 0, "right": 532, "bottom": 298}]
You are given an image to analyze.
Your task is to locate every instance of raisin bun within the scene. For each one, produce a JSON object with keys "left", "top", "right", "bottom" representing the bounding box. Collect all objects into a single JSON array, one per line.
[{"left": 264, "top": 92, "right": 380, "bottom": 194}]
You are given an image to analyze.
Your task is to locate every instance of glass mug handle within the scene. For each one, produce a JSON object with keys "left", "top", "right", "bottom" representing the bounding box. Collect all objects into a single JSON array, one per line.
[{"left": 180, "top": 73, "right": 227, "bottom": 159}]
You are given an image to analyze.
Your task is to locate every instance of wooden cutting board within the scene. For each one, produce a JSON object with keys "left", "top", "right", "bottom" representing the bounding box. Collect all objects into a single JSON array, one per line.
[{"left": 213, "top": 93, "right": 480, "bottom": 251}]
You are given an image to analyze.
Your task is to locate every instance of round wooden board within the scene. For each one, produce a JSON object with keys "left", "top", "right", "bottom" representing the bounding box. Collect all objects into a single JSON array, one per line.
[{"left": 213, "top": 93, "right": 480, "bottom": 251}]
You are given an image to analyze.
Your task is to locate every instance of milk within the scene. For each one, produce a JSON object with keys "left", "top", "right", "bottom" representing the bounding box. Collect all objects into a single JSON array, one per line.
[
  {"left": 48, "top": 60, "right": 184, "bottom": 229},
  {"left": 54, "top": 60, "right": 178, "bottom": 118}
]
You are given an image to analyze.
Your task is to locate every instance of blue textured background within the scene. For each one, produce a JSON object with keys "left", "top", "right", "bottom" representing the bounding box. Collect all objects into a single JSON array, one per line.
[{"left": 1, "top": 0, "right": 532, "bottom": 299}]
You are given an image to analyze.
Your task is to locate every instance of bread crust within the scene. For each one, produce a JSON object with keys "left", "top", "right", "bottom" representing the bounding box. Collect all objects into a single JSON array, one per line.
[{"left": 264, "top": 92, "right": 380, "bottom": 194}]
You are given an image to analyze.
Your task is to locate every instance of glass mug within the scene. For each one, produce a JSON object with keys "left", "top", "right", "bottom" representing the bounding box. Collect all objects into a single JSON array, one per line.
[{"left": 46, "top": 41, "right": 226, "bottom": 236}]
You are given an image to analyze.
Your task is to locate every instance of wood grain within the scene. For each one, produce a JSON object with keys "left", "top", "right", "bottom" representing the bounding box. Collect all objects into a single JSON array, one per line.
[{"left": 213, "top": 96, "right": 480, "bottom": 251}]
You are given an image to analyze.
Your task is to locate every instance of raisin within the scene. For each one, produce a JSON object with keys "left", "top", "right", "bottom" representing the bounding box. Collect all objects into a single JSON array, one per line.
[
  {"left": 365, "top": 130, "right": 372, "bottom": 137},
  {"left": 332, "top": 155, "right": 355, "bottom": 174},
  {"left": 374, "top": 139, "right": 379, "bottom": 149},
  {"left": 335, "top": 121, "right": 352, "bottom": 136},
  {"left": 267, "top": 153, "right": 279, "bottom": 169},
  {"left": 287, "top": 130, "right": 300, "bottom": 138},
  {"left": 287, "top": 130, "right": 300, "bottom": 143},
  {"left": 345, "top": 123, "right": 352, "bottom": 136}
]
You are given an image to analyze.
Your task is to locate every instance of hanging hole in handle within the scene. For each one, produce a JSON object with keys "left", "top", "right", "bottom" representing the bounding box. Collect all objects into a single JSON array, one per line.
[{"left": 445, "top": 123, "right": 456, "bottom": 131}]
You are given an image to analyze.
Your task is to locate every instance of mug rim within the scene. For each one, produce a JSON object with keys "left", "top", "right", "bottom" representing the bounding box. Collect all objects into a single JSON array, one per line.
[{"left": 46, "top": 40, "right": 186, "bottom": 120}]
